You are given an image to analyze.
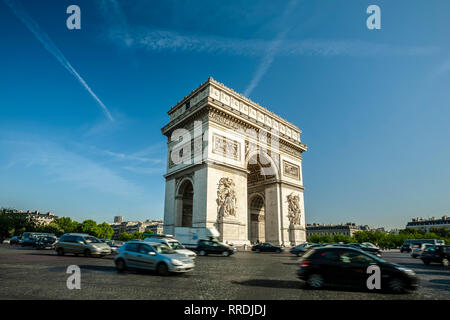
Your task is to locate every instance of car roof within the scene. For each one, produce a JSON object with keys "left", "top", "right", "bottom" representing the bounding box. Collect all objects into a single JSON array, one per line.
[{"left": 312, "top": 245, "right": 366, "bottom": 252}]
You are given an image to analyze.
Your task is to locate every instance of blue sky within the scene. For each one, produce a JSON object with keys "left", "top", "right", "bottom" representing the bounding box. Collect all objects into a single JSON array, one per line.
[{"left": 1, "top": 0, "right": 449, "bottom": 229}]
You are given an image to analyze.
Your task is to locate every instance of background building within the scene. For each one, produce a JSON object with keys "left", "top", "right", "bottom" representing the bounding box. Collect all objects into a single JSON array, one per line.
[
  {"left": 0, "top": 209, "right": 57, "bottom": 226},
  {"left": 406, "top": 216, "right": 450, "bottom": 232},
  {"left": 110, "top": 217, "right": 163, "bottom": 239},
  {"left": 306, "top": 222, "right": 368, "bottom": 237}
]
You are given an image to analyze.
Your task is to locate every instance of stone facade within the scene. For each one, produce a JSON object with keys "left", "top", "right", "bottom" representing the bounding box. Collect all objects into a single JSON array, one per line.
[{"left": 161, "top": 78, "right": 307, "bottom": 246}]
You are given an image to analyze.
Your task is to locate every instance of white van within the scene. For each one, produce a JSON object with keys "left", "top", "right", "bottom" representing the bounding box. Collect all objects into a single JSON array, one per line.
[
  {"left": 174, "top": 227, "right": 220, "bottom": 249},
  {"left": 144, "top": 235, "right": 196, "bottom": 259}
]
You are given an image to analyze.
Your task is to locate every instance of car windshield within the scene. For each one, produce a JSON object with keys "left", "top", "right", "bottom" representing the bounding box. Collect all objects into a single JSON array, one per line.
[
  {"left": 84, "top": 236, "right": 101, "bottom": 243},
  {"left": 168, "top": 241, "right": 185, "bottom": 250},
  {"left": 153, "top": 244, "right": 175, "bottom": 254}
]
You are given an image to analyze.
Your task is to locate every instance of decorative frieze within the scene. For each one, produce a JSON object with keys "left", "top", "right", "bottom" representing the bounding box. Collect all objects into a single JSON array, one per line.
[
  {"left": 212, "top": 134, "right": 241, "bottom": 161},
  {"left": 283, "top": 160, "right": 300, "bottom": 180}
]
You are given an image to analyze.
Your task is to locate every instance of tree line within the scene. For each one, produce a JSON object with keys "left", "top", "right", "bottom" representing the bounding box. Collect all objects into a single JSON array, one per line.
[
  {"left": 0, "top": 208, "right": 114, "bottom": 241},
  {"left": 307, "top": 228, "right": 450, "bottom": 248}
]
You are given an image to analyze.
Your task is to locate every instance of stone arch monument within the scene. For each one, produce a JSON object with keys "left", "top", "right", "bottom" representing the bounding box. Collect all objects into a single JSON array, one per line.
[{"left": 161, "top": 78, "right": 307, "bottom": 246}]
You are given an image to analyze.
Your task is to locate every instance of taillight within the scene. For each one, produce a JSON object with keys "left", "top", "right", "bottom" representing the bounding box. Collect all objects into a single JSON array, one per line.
[{"left": 301, "top": 260, "right": 312, "bottom": 267}]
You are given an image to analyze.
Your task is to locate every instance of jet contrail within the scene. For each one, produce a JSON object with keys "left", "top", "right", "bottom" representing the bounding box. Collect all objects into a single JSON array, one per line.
[
  {"left": 244, "top": 0, "right": 299, "bottom": 97},
  {"left": 3, "top": 0, "right": 114, "bottom": 121}
]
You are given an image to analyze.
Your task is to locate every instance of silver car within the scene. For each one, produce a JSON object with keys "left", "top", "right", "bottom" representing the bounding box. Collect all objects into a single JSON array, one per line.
[
  {"left": 55, "top": 233, "right": 112, "bottom": 257},
  {"left": 114, "top": 240, "right": 195, "bottom": 275}
]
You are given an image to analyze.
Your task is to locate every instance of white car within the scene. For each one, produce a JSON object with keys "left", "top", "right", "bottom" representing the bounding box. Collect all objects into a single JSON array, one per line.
[
  {"left": 144, "top": 237, "right": 197, "bottom": 259},
  {"left": 411, "top": 243, "right": 433, "bottom": 258}
]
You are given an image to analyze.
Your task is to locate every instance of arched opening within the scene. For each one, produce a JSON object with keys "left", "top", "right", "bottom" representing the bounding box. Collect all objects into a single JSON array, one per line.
[
  {"left": 247, "top": 153, "right": 276, "bottom": 244},
  {"left": 248, "top": 194, "right": 265, "bottom": 243},
  {"left": 178, "top": 180, "right": 193, "bottom": 227}
]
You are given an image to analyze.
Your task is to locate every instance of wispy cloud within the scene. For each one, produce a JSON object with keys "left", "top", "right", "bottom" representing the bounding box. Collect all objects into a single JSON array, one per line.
[
  {"left": 106, "top": 26, "right": 438, "bottom": 58},
  {"left": 1, "top": 137, "right": 143, "bottom": 197},
  {"left": 3, "top": 0, "right": 114, "bottom": 121},
  {"left": 96, "top": 0, "right": 438, "bottom": 62}
]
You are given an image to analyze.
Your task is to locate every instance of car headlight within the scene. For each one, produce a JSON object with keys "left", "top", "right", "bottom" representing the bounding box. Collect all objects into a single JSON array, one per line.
[
  {"left": 397, "top": 267, "right": 415, "bottom": 275},
  {"left": 171, "top": 259, "right": 183, "bottom": 266}
]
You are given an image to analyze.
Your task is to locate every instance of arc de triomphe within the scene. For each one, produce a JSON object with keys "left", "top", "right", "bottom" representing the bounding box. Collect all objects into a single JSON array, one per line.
[{"left": 161, "top": 78, "right": 307, "bottom": 246}]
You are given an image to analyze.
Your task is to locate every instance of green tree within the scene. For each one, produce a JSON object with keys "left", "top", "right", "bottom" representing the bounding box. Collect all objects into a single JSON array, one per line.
[
  {"left": 118, "top": 232, "right": 134, "bottom": 242},
  {"left": 0, "top": 208, "right": 36, "bottom": 241},
  {"left": 54, "top": 217, "right": 79, "bottom": 234},
  {"left": 96, "top": 222, "right": 114, "bottom": 239},
  {"left": 78, "top": 219, "right": 98, "bottom": 236},
  {"left": 36, "top": 222, "right": 64, "bottom": 236}
]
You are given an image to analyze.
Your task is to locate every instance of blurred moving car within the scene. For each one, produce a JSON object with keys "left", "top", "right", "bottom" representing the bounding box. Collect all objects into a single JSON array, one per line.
[
  {"left": 21, "top": 232, "right": 55, "bottom": 247},
  {"left": 411, "top": 243, "right": 434, "bottom": 258},
  {"left": 251, "top": 242, "right": 284, "bottom": 253},
  {"left": 9, "top": 236, "right": 22, "bottom": 245},
  {"left": 55, "top": 233, "right": 111, "bottom": 257},
  {"left": 297, "top": 246, "right": 419, "bottom": 293},
  {"left": 144, "top": 235, "right": 196, "bottom": 259},
  {"left": 400, "top": 244, "right": 412, "bottom": 253},
  {"left": 290, "top": 243, "right": 317, "bottom": 256},
  {"left": 347, "top": 243, "right": 381, "bottom": 257},
  {"left": 2, "top": 239, "right": 10, "bottom": 244},
  {"left": 114, "top": 240, "right": 194, "bottom": 275},
  {"left": 34, "top": 235, "right": 57, "bottom": 249},
  {"left": 420, "top": 245, "right": 450, "bottom": 266},
  {"left": 100, "top": 239, "right": 123, "bottom": 254},
  {"left": 196, "top": 239, "right": 236, "bottom": 257}
]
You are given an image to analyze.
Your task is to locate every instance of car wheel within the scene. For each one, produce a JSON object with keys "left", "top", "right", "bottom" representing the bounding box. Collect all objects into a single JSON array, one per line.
[
  {"left": 83, "top": 249, "right": 91, "bottom": 257},
  {"left": 115, "top": 259, "right": 126, "bottom": 273},
  {"left": 198, "top": 250, "right": 206, "bottom": 256},
  {"left": 442, "top": 258, "right": 449, "bottom": 267},
  {"left": 56, "top": 248, "right": 64, "bottom": 256},
  {"left": 256, "top": 249, "right": 261, "bottom": 253},
  {"left": 222, "top": 251, "right": 230, "bottom": 257},
  {"left": 423, "top": 260, "right": 430, "bottom": 265},
  {"left": 307, "top": 274, "right": 324, "bottom": 289},
  {"left": 276, "top": 249, "right": 281, "bottom": 253},
  {"left": 388, "top": 278, "right": 406, "bottom": 293},
  {"left": 157, "top": 263, "right": 169, "bottom": 276}
]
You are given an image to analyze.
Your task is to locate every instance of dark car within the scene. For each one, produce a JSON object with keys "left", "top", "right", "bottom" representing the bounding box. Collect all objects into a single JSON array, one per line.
[
  {"left": 346, "top": 243, "right": 381, "bottom": 257},
  {"left": 22, "top": 233, "right": 55, "bottom": 247},
  {"left": 290, "top": 243, "right": 317, "bottom": 256},
  {"left": 34, "top": 235, "right": 57, "bottom": 249},
  {"left": 196, "top": 240, "right": 236, "bottom": 257},
  {"left": 420, "top": 245, "right": 450, "bottom": 266},
  {"left": 251, "top": 242, "right": 284, "bottom": 253},
  {"left": 400, "top": 244, "right": 412, "bottom": 253},
  {"left": 9, "top": 236, "right": 22, "bottom": 245},
  {"left": 101, "top": 239, "right": 123, "bottom": 254},
  {"left": 297, "top": 246, "right": 418, "bottom": 293}
]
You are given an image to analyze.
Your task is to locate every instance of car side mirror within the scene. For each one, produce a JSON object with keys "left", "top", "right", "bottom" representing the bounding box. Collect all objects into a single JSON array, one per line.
[{"left": 148, "top": 251, "right": 156, "bottom": 256}]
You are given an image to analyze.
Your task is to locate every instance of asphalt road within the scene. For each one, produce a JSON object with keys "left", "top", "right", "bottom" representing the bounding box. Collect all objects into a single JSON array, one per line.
[{"left": 0, "top": 245, "right": 449, "bottom": 300}]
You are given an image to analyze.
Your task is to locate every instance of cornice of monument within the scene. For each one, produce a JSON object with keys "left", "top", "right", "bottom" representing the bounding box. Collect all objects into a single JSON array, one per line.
[
  {"left": 161, "top": 96, "right": 308, "bottom": 153},
  {"left": 162, "top": 77, "right": 306, "bottom": 146}
]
